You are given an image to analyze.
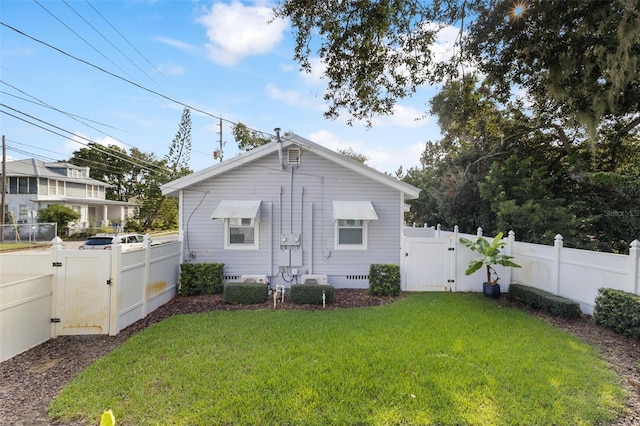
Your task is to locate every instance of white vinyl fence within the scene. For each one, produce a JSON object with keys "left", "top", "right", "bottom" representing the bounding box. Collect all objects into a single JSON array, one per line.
[
  {"left": 402, "top": 226, "right": 640, "bottom": 315},
  {"left": 0, "top": 235, "right": 180, "bottom": 362}
]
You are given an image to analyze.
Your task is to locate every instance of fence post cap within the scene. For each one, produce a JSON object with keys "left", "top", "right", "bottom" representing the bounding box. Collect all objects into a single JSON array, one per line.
[
  {"left": 630, "top": 239, "right": 640, "bottom": 248},
  {"left": 51, "top": 236, "right": 63, "bottom": 248}
]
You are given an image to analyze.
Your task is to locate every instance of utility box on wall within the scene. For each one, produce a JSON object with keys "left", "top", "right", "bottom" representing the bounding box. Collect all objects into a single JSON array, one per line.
[
  {"left": 278, "top": 249, "right": 303, "bottom": 267},
  {"left": 280, "top": 234, "right": 301, "bottom": 246}
]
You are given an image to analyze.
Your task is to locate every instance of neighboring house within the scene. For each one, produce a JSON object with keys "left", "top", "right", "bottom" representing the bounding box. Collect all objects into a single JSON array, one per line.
[
  {"left": 161, "top": 133, "right": 420, "bottom": 289},
  {"left": 2, "top": 159, "right": 137, "bottom": 230}
]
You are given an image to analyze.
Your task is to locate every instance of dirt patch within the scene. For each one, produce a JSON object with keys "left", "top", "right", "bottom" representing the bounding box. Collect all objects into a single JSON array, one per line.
[{"left": 0, "top": 291, "right": 638, "bottom": 426}]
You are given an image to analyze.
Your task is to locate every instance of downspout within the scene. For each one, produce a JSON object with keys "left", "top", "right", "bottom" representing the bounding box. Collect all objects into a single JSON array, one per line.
[
  {"left": 275, "top": 127, "right": 284, "bottom": 171},
  {"left": 290, "top": 167, "right": 294, "bottom": 234}
]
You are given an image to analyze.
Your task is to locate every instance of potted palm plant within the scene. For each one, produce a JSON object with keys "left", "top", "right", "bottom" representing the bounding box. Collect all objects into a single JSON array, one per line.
[{"left": 459, "top": 231, "right": 521, "bottom": 298}]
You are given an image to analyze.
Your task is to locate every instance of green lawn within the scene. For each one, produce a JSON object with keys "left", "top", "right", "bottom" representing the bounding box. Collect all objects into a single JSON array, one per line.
[{"left": 49, "top": 293, "right": 626, "bottom": 425}]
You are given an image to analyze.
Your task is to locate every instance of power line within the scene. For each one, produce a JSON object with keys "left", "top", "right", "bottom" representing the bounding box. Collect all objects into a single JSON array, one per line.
[
  {"left": 0, "top": 83, "right": 144, "bottom": 156},
  {"left": 84, "top": 0, "right": 170, "bottom": 84},
  {"left": 33, "top": 0, "right": 141, "bottom": 86},
  {"left": 0, "top": 21, "right": 274, "bottom": 140},
  {"left": 0, "top": 106, "right": 167, "bottom": 174},
  {"left": 5, "top": 146, "right": 58, "bottom": 163},
  {"left": 62, "top": 0, "right": 159, "bottom": 86},
  {"left": 7, "top": 139, "right": 71, "bottom": 159},
  {"left": 0, "top": 82, "right": 129, "bottom": 132},
  {"left": 6, "top": 139, "right": 146, "bottom": 178}
]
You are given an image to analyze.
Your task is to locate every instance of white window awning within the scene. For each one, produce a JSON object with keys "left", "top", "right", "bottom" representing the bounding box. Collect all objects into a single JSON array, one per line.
[
  {"left": 211, "top": 200, "right": 261, "bottom": 219},
  {"left": 333, "top": 201, "right": 378, "bottom": 221}
]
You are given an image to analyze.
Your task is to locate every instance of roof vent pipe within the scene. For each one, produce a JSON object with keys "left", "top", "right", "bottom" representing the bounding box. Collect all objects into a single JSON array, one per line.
[{"left": 274, "top": 127, "right": 284, "bottom": 170}]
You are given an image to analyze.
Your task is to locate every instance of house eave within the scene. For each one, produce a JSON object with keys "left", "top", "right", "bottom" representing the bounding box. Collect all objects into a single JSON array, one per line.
[{"left": 161, "top": 133, "right": 421, "bottom": 200}]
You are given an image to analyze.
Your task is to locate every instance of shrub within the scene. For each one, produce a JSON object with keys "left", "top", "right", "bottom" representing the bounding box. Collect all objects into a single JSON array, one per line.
[
  {"left": 179, "top": 263, "right": 224, "bottom": 296},
  {"left": 369, "top": 264, "right": 401, "bottom": 297},
  {"left": 223, "top": 282, "right": 268, "bottom": 304},
  {"left": 593, "top": 288, "right": 640, "bottom": 339},
  {"left": 290, "top": 284, "right": 335, "bottom": 305},
  {"left": 508, "top": 284, "right": 582, "bottom": 319},
  {"left": 37, "top": 204, "right": 80, "bottom": 236}
]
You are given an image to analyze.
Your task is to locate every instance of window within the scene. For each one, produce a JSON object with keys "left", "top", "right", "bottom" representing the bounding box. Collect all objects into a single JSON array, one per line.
[
  {"left": 227, "top": 218, "right": 257, "bottom": 246},
  {"left": 333, "top": 201, "right": 378, "bottom": 250},
  {"left": 337, "top": 219, "right": 365, "bottom": 245},
  {"left": 9, "top": 177, "right": 37, "bottom": 194},
  {"left": 49, "top": 180, "right": 65, "bottom": 196},
  {"left": 18, "top": 205, "right": 28, "bottom": 223},
  {"left": 18, "top": 177, "right": 28, "bottom": 194},
  {"left": 211, "top": 200, "right": 261, "bottom": 250}
]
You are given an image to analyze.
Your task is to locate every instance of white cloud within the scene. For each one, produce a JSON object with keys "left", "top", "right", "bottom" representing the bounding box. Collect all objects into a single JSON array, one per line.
[
  {"left": 299, "top": 57, "right": 326, "bottom": 85},
  {"left": 429, "top": 23, "right": 461, "bottom": 64},
  {"left": 196, "top": 1, "right": 288, "bottom": 66},
  {"left": 93, "top": 136, "right": 126, "bottom": 150},
  {"left": 386, "top": 104, "right": 429, "bottom": 128},
  {"left": 65, "top": 134, "right": 126, "bottom": 155},
  {"left": 153, "top": 36, "right": 199, "bottom": 53},
  {"left": 4, "top": 47, "right": 34, "bottom": 57},
  {"left": 307, "top": 130, "right": 424, "bottom": 174},
  {"left": 307, "top": 130, "right": 346, "bottom": 152},
  {"left": 265, "top": 83, "right": 325, "bottom": 111},
  {"left": 157, "top": 62, "right": 185, "bottom": 76}
]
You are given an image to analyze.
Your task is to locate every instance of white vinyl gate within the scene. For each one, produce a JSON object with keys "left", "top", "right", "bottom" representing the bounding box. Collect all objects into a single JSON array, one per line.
[
  {"left": 402, "top": 237, "right": 456, "bottom": 291},
  {"left": 52, "top": 251, "right": 112, "bottom": 335}
]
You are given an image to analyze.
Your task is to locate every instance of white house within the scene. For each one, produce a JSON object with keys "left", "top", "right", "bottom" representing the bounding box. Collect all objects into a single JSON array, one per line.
[
  {"left": 2, "top": 159, "right": 137, "bottom": 230},
  {"left": 161, "top": 133, "right": 420, "bottom": 289}
]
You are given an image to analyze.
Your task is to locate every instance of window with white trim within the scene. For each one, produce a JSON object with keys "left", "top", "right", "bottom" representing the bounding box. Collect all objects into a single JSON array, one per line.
[
  {"left": 332, "top": 201, "right": 378, "bottom": 250},
  {"left": 335, "top": 219, "right": 368, "bottom": 249},
  {"left": 225, "top": 217, "right": 259, "bottom": 249},
  {"left": 212, "top": 200, "right": 261, "bottom": 250}
]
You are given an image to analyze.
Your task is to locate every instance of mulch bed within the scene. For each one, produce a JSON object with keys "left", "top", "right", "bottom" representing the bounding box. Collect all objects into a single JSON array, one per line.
[{"left": 0, "top": 290, "right": 638, "bottom": 426}]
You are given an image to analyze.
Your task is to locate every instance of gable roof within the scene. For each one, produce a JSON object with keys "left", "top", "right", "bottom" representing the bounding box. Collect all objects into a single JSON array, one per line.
[
  {"left": 6, "top": 158, "right": 111, "bottom": 187},
  {"left": 161, "top": 133, "right": 420, "bottom": 200}
]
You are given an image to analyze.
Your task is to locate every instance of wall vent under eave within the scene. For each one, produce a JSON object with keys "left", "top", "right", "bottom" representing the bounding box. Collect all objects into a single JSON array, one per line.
[{"left": 288, "top": 147, "right": 301, "bottom": 165}]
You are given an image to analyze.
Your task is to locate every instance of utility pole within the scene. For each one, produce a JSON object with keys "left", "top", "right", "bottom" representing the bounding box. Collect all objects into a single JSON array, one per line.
[
  {"left": 213, "top": 117, "right": 224, "bottom": 162},
  {"left": 1, "top": 135, "right": 6, "bottom": 242},
  {"left": 217, "top": 117, "right": 223, "bottom": 162}
]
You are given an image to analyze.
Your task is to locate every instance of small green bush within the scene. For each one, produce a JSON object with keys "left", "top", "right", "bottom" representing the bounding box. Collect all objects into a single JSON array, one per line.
[
  {"left": 290, "top": 284, "right": 335, "bottom": 305},
  {"left": 179, "top": 263, "right": 224, "bottom": 296},
  {"left": 369, "top": 264, "right": 400, "bottom": 297},
  {"left": 223, "top": 282, "right": 268, "bottom": 304},
  {"left": 508, "top": 284, "right": 582, "bottom": 319},
  {"left": 593, "top": 288, "right": 640, "bottom": 339}
]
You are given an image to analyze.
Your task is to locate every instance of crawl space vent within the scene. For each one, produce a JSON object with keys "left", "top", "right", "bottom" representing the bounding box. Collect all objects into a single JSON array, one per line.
[{"left": 288, "top": 147, "right": 301, "bottom": 165}]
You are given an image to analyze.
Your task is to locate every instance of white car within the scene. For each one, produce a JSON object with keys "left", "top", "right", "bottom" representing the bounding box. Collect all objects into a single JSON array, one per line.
[{"left": 79, "top": 233, "right": 145, "bottom": 251}]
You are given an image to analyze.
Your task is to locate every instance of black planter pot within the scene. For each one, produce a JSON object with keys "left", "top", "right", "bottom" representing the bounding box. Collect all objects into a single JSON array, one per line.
[{"left": 483, "top": 282, "right": 501, "bottom": 299}]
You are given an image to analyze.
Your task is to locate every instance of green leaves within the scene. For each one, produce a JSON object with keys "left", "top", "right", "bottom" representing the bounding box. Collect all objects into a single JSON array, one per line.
[
  {"left": 232, "top": 122, "right": 272, "bottom": 152},
  {"left": 37, "top": 205, "right": 80, "bottom": 236},
  {"left": 459, "top": 232, "right": 520, "bottom": 284}
]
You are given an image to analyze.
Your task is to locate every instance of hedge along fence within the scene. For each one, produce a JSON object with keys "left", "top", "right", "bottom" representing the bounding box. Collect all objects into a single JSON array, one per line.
[
  {"left": 223, "top": 282, "right": 268, "bottom": 304},
  {"left": 593, "top": 288, "right": 640, "bottom": 339},
  {"left": 290, "top": 284, "right": 335, "bottom": 305},
  {"left": 179, "top": 263, "right": 224, "bottom": 296},
  {"left": 369, "top": 264, "right": 401, "bottom": 297},
  {"left": 508, "top": 284, "right": 582, "bottom": 319}
]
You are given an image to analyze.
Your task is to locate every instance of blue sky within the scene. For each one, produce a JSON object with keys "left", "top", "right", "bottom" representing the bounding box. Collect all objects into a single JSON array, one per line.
[{"left": 1, "top": 0, "right": 456, "bottom": 175}]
